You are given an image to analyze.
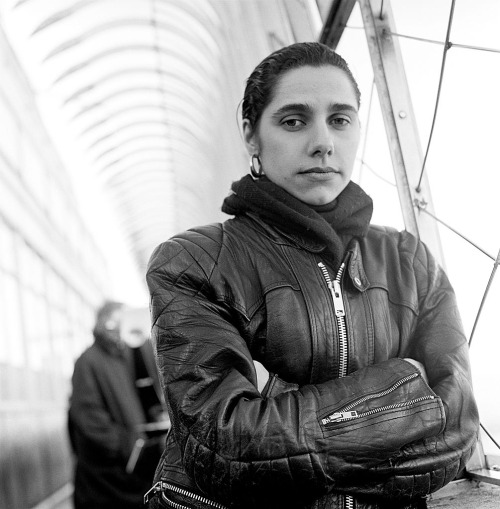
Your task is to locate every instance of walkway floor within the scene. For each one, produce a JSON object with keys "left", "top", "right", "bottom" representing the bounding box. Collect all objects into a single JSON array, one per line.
[{"left": 428, "top": 480, "right": 500, "bottom": 509}]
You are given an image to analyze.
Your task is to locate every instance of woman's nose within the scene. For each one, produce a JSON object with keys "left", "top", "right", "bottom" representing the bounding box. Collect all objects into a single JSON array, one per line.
[{"left": 309, "top": 123, "right": 334, "bottom": 158}]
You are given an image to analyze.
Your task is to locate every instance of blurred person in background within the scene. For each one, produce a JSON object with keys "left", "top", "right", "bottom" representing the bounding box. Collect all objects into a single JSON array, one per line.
[{"left": 68, "top": 301, "right": 168, "bottom": 509}]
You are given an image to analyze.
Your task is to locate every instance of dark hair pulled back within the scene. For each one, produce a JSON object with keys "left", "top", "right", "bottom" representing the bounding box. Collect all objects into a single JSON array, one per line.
[{"left": 242, "top": 42, "right": 361, "bottom": 130}]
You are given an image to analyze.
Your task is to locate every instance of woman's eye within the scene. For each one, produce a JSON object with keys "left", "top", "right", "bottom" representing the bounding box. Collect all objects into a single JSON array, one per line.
[
  {"left": 282, "top": 118, "right": 304, "bottom": 129},
  {"left": 332, "top": 116, "right": 350, "bottom": 127}
]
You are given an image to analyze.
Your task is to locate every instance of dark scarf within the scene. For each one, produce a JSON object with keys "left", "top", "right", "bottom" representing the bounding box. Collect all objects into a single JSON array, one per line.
[{"left": 222, "top": 175, "right": 373, "bottom": 269}]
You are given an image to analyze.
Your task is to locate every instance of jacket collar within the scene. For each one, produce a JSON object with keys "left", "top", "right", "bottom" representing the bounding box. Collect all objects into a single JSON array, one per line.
[
  {"left": 245, "top": 212, "right": 370, "bottom": 291},
  {"left": 345, "top": 241, "right": 370, "bottom": 292}
]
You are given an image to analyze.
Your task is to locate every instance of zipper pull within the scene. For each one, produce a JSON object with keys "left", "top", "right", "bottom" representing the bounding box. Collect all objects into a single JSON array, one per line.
[
  {"left": 321, "top": 410, "right": 358, "bottom": 425},
  {"left": 331, "top": 280, "right": 345, "bottom": 317},
  {"left": 144, "top": 481, "right": 163, "bottom": 504}
]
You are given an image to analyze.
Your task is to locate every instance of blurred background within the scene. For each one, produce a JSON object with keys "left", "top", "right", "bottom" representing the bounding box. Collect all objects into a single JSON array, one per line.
[{"left": 0, "top": 0, "right": 498, "bottom": 507}]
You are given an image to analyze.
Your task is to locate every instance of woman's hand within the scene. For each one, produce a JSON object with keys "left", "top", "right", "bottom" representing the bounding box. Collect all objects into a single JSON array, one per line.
[
  {"left": 253, "top": 360, "right": 270, "bottom": 392},
  {"left": 404, "top": 358, "right": 429, "bottom": 384}
]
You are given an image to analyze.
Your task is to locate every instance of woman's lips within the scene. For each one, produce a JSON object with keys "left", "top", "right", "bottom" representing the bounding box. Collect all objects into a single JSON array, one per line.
[{"left": 299, "top": 166, "right": 340, "bottom": 174}]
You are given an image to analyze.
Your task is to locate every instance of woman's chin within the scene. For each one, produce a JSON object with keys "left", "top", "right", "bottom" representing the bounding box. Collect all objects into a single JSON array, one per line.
[{"left": 296, "top": 190, "right": 341, "bottom": 206}]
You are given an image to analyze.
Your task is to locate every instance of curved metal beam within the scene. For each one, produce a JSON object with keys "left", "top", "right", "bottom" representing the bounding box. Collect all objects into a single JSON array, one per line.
[
  {"left": 157, "top": 0, "right": 221, "bottom": 31},
  {"left": 101, "top": 146, "right": 207, "bottom": 182},
  {"left": 79, "top": 105, "right": 164, "bottom": 136},
  {"left": 52, "top": 44, "right": 214, "bottom": 86},
  {"left": 69, "top": 85, "right": 207, "bottom": 122},
  {"left": 80, "top": 115, "right": 207, "bottom": 148},
  {"left": 101, "top": 158, "right": 172, "bottom": 183},
  {"left": 63, "top": 67, "right": 211, "bottom": 106},
  {"left": 70, "top": 87, "right": 164, "bottom": 121},
  {"left": 112, "top": 186, "right": 206, "bottom": 221},
  {"left": 88, "top": 124, "right": 168, "bottom": 150},
  {"left": 16, "top": 0, "right": 100, "bottom": 23},
  {"left": 42, "top": 18, "right": 219, "bottom": 64},
  {"left": 28, "top": 0, "right": 221, "bottom": 49},
  {"left": 89, "top": 123, "right": 206, "bottom": 158},
  {"left": 95, "top": 135, "right": 204, "bottom": 167},
  {"left": 87, "top": 130, "right": 168, "bottom": 154},
  {"left": 93, "top": 134, "right": 170, "bottom": 163},
  {"left": 99, "top": 147, "right": 171, "bottom": 175}
]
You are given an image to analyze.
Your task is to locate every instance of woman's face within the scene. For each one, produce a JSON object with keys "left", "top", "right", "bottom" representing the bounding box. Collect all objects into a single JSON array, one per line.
[{"left": 243, "top": 65, "right": 360, "bottom": 205}]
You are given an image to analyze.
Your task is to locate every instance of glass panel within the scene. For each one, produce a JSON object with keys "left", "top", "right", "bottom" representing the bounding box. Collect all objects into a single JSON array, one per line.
[
  {"left": 51, "top": 308, "right": 71, "bottom": 376},
  {"left": 21, "top": 141, "right": 49, "bottom": 211},
  {"left": 2, "top": 274, "right": 25, "bottom": 367},
  {"left": 0, "top": 271, "right": 7, "bottom": 363},
  {"left": 0, "top": 219, "right": 17, "bottom": 274},
  {"left": 0, "top": 99, "right": 21, "bottom": 168}
]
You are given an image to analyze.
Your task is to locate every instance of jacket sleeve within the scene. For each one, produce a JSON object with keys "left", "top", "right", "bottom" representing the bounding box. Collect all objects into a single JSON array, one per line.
[
  {"left": 147, "top": 231, "right": 448, "bottom": 507},
  {"left": 364, "top": 236, "right": 479, "bottom": 497}
]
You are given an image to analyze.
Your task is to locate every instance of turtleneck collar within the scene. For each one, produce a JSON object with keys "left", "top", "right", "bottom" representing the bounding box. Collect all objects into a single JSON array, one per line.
[
  {"left": 222, "top": 175, "right": 373, "bottom": 270},
  {"left": 309, "top": 199, "right": 338, "bottom": 214}
]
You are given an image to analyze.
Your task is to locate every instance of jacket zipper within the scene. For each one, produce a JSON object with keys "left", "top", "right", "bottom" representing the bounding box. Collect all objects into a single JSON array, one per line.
[
  {"left": 318, "top": 262, "right": 348, "bottom": 377},
  {"left": 345, "top": 494, "right": 354, "bottom": 509},
  {"left": 318, "top": 261, "right": 354, "bottom": 509},
  {"left": 144, "top": 481, "right": 228, "bottom": 509}
]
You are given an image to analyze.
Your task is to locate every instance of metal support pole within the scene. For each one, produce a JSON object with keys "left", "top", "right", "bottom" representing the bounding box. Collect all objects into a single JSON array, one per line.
[
  {"left": 319, "top": 0, "right": 357, "bottom": 47},
  {"left": 357, "top": 0, "right": 445, "bottom": 266}
]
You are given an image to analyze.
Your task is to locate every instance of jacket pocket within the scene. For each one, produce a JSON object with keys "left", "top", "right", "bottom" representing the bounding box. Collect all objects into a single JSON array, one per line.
[
  {"left": 146, "top": 481, "right": 228, "bottom": 509},
  {"left": 318, "top": 371, "right": 445, "bottom": 459}
]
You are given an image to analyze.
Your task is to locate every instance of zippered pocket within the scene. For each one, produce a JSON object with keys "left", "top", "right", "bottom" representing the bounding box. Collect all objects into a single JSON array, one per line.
[
  {"left": 319, "top": 371, "right": 437, "bottom": 432},
  {"left": 145, "top": 481, "right": 228, "bottom": 509}
]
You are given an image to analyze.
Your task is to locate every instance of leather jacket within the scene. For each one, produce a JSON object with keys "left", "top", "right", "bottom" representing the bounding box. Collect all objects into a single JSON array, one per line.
[{"left": 146, "top": 212, "right": 479, "bottom": 509}]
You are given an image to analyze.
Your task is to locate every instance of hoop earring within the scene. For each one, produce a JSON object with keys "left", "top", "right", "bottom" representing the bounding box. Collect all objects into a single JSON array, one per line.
[{"left": 250, "top": 154, "right": 264, "bottom": 179}]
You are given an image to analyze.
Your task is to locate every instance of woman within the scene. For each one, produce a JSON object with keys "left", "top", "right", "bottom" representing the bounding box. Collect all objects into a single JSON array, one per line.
[{"left": 146, "top": 42, "right": 479, "bottom": 509}]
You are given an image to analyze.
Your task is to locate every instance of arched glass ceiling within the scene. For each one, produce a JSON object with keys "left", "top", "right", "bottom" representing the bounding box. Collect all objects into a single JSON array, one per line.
[
  {"left": 0, "top": 0, "right": 322, "bottom": 271},
  {"left": 1, "top": 0, "right": 223, "bottom": 268}
]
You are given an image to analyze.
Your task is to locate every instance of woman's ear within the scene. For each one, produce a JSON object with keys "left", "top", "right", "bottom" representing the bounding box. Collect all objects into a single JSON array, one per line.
[{"left": 242, "top": 118, "right": 260, "bottom": 156}]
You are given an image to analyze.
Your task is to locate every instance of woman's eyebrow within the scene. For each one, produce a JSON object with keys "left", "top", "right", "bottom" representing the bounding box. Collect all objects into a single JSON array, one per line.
[
  {"left": 271, "top": 103, "right": 312, "bottom": 118},
  {"left": 272, "top": 102, "right": 358, "bottom": 118},
  {"left": 329, "top": 103, "right": 358, "bottom": 114}
]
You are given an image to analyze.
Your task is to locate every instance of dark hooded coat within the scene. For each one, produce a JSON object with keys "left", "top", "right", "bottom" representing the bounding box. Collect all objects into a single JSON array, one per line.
[{"left": 68, "top": 333, "right": 160, "bottom": 509}]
